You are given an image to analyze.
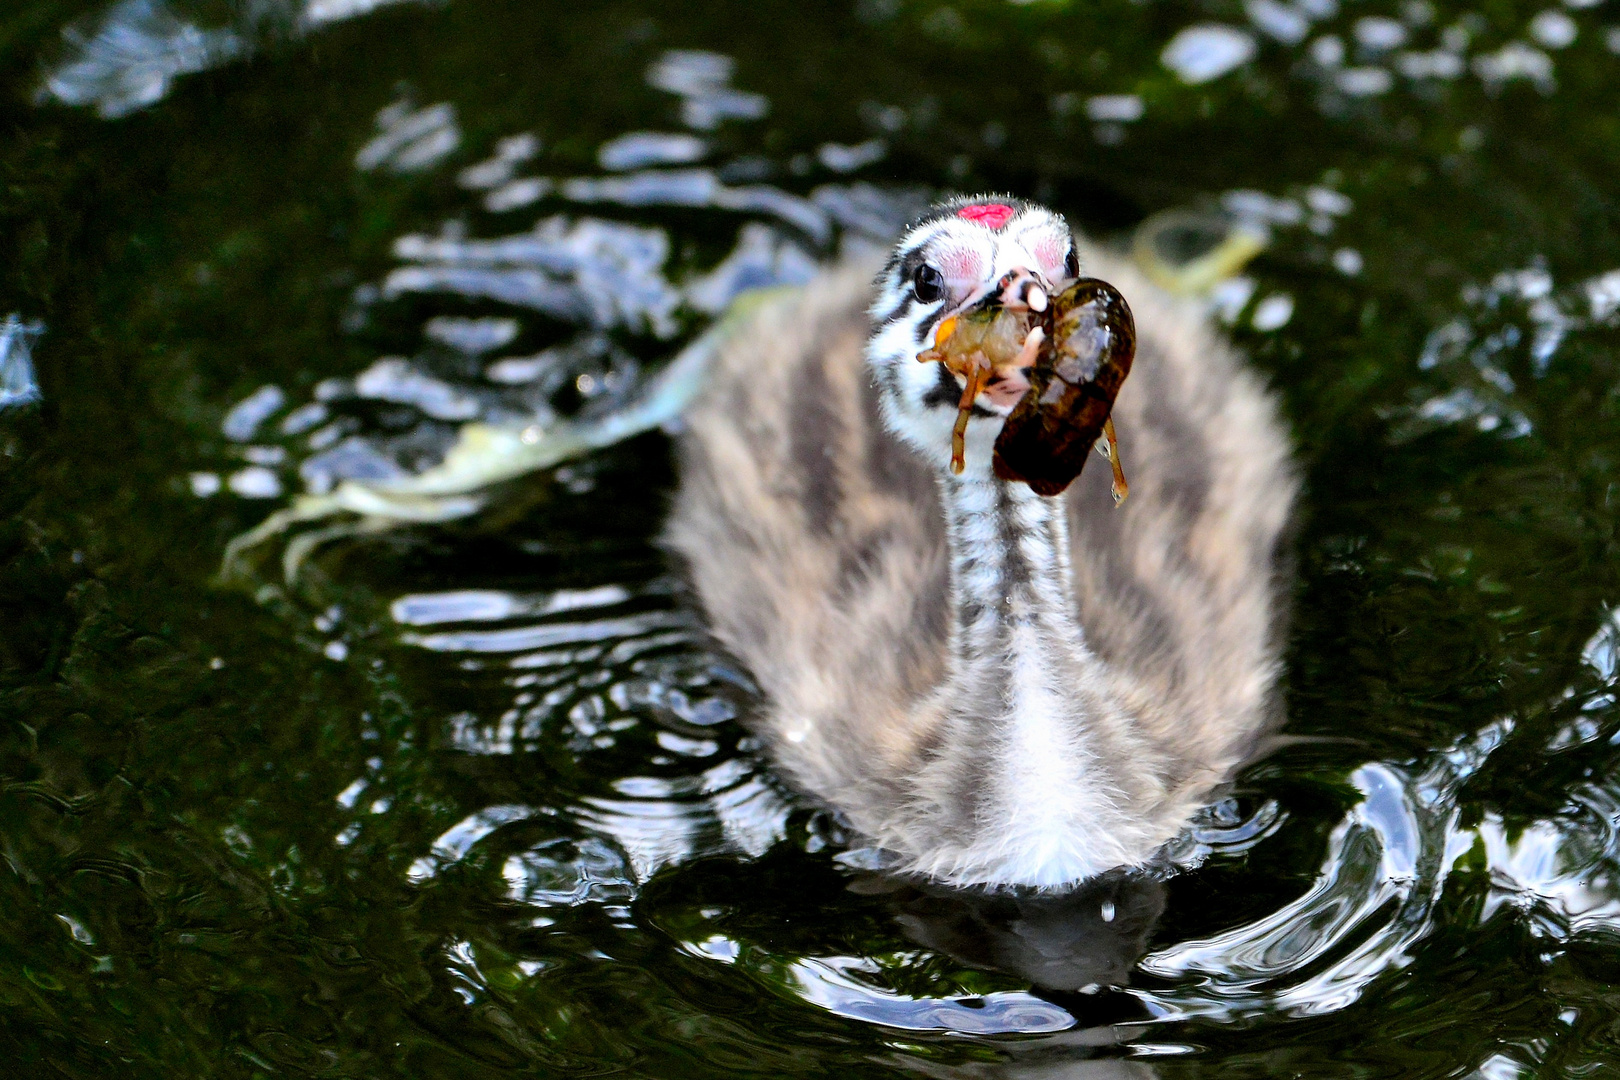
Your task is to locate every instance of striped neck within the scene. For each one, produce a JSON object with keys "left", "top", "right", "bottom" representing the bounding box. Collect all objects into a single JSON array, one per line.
[
  {"left": 924, "top": 470, "right": 1150, "bottom": 886},
  {"left": 938, "top": 473, "right": 1081, "bottom": 663}
]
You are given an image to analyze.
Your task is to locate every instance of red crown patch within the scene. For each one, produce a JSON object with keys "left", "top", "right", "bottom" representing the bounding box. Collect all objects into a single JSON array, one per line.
[{"left": 956, "top": 203, "right": 1016, "bottom": 229}]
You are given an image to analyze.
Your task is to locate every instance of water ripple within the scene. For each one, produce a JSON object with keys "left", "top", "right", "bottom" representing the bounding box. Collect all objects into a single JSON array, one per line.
[
  {"left": 1139, "top": 763, "right": 1445, "bottom": 1020},
  {"left": 785, "top": 955, "right": 1075, "bottom": 1034}
]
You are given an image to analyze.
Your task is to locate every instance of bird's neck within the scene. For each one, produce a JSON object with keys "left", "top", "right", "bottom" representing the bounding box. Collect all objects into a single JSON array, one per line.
[
  {"left": 937, "top": 472, "right": 1082, "bottom": 663},
  {"left": 926, "top": 468, "right": 1157, "bottom": 886}
]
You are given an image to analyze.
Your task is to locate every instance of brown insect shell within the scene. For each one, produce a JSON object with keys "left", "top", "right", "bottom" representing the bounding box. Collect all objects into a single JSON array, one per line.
[{"left": 992, "top": 279, "right": 1136, "bottom": 497}]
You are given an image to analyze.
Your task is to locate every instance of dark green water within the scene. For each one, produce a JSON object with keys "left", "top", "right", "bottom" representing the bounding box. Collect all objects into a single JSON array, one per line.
[{"left": 5, "top": 0, "right": 1620, "bottom": 1075}]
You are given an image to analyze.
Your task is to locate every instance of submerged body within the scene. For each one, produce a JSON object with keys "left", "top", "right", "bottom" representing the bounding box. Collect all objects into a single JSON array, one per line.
[{"left": 667, "top": 205, "right": 1296, "bottom": 889}]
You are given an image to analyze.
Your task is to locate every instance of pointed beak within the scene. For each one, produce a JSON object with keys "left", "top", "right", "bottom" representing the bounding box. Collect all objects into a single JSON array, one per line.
[
  {"left": 948, "top": 266, "right": 1051, "bottom": 320},
  {"left": 995, "top": 266, "right": 1050, "bottom": 313}
]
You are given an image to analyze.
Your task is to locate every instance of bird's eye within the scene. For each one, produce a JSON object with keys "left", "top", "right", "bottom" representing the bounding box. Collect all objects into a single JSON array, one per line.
[
  {"left": 1063, "top": 247, "right": 1079, "bottom": 281},
  {"left": 912, "top": 264, "right": 945, "bottom": 303}
]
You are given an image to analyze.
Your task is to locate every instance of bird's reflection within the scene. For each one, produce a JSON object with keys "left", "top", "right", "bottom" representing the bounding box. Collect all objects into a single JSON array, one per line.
[
  {"left": 824, "top": 871, "right": 1166, "bottom": 1074},
  {"left": 852, "top": 870, "right": 1166, "bottom": 993},
  {"left": 869, "top": 871, "right": 1166, "bottom": 1080}
]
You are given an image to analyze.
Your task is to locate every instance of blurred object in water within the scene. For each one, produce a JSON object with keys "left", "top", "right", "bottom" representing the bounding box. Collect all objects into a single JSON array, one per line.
[
  {"left": 37, "top": 0, "right": 244, "bottom": 119},
  {"left": 355, "top": 98, "right": 460, "bottom": 174},
  {"left": 0, "top": 315, "right": 45, "bottom": 411},
  {"left": 386, "top": 216, "right": 682, "bottom": 337},
  {"left": 598, "top": 132, "right": 709, "bottom": 172},
  {"left": 221, "top": 384, "right": 286, "bottom": 441},
  {"left": 38, "top": 0, "right": 430, "bottom": 119},
  {"left": 1133, "top": 207, "right": 1268, "bottom": 295},
  {"left": 645, "top": 50, "right": 769, "bottom": 130}
]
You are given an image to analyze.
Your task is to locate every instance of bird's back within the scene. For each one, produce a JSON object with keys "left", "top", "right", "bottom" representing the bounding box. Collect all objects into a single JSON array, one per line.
[{"left": 666, "top": 243, "right": 1296, "bottom": 849}]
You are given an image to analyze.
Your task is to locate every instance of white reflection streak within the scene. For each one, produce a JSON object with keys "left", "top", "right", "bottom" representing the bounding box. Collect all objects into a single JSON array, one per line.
[
  {"left": 355, "top": 101, "right": 459, "bottom": 173},
  {"left": 559, "top": 169, "right": 831, "bottom": 243},
  {"left": 40, "top": 0, "right": 245, "bottom": 119},
  {"left": 501, "top": 836, "right": 634, "bottom": 906},
  {"left": 644, "top": 50, "right": 769, "bottom": 130},
  {"left": 41, "top": 0, "right": 431, "bottom": 119},
  {"left": 391, "top": 585, "right": 631, "bottom": 626},
  {"left": 702, "top": 757, "right": 789, "bottom": 858},
  {"left": 1161, "top": 25, "right": 1258, "bottom": 84},
  {"left": 785, "top": 955, "right": 1075, "bottom": 1034},
  {"left": 1136, "top": 700, "right": 1620, "bottom": 1025},
  {"left": 598, "top": 131, "right": 708, "bottom": 171},
  {"left": 302, "top": 0, "right": 422, "bottom": 28},
  {"left": 683, "top": 223, "right": 818, "bottom": 315},
  {"left": 576, "top": 792, "right": 698, "bottom": 882},
  {"left": 1582, "top": 608, "right": 1620, "bottom": 682},
  {"left": 402, "top": 611, "right": 684, "bottom": 654},
  {"left": 386, "top": 216, "right": 681, "bottom": 337},
  {"left": 1468, "top": 814, "right": 1620, "bottom": 930},
  {"left": 407, "top": 803, "right": 537, "bottom": 882},
  {"left": 0, "top": 316, "right": 46, "bottom": 410},
  {"left": 353, "top": 356, "right": 479, "bottom": 419}
]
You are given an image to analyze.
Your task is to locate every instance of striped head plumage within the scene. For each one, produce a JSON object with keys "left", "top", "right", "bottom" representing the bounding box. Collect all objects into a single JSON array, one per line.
[{"left": 866, "top": 197, "right": 1081, "bottom": 479}]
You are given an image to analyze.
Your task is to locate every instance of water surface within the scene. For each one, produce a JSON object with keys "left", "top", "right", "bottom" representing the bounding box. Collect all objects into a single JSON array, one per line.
[{"left": 4, "top": 1, "right": 1620, "bottom": 1076}]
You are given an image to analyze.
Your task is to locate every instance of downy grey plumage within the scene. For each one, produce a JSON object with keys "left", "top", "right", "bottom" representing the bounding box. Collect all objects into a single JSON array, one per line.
[{"left": 667, "top": 198, "right": 1296, "bottom": 889}]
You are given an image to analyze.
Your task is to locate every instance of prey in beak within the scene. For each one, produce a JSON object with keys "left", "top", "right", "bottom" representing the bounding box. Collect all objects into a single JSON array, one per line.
[{"left": 915, "top": 267, "right": 1052, "bottom": 474}]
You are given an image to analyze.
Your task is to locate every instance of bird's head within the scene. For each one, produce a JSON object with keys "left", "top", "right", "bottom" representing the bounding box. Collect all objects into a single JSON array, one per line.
[{"left": 867, "top": 197, "right": 1080, "bottom": 479}]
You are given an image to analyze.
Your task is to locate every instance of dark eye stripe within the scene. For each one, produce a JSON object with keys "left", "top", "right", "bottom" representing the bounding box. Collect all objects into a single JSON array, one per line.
[
  {"left": 874, "top": 290, "right": 914, "bottom": 327},
  {"left": 883, "top": 223, "right": 946, "bottom": 282},
  {"left": 897, "top": 248, "right": 929, "bottom": 283},
  {"left": 874, "top": 291, "right": 947, "bottom": 349}
]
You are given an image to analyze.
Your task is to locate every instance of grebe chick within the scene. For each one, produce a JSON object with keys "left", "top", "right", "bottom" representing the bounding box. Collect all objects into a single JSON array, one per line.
[{"left": 667, "top": 197, "right": 1296, "bottom": 889}]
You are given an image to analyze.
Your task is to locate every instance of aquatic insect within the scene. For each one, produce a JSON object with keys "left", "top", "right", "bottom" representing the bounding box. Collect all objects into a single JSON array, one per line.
[
  {"left": 913, "top": 285, "right": 1044, "bottom": 477},
  {"left": 993, "top": 280, "right": 1133, "bottom": 501},
  {"left": 916, "top": 276, "right": 1134, "bottom": 501}
]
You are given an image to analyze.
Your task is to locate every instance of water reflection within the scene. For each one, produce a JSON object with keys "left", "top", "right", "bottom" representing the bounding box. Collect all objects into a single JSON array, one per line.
[
  {"left": 388, "top": 215, "right": 683, "bottom": 335},
  {"left": 17, "top": 0, "right": 1620, "bottom": 1073},
  {"left": 375, "top": 565, "right": 1295, "bottom": 1045},
  {"left": 178, "top": 0, "right": 1529, "bottom": 1043},
  {"left": 355, "top": 99, "right": 461, "bottom": 174},
  {"left": 645, "top": 49, "right": 768, "bottom": 130},
  {"left": 43, "top": 0, "right": 1620, "bottom": 145},
  {"left": 0, "top": 314, "right": 45, "bottom": 410},
  {"left": 210, "top": 50, "right": 924, "bottom": 571},
  {"left": 39, "top": 0, "right": 430, "bottom": 118},
  {"left": 40, "top": 0, "right": 245, "bottom": 118},
  {"left": 204, "top": 22, "right": 1620, "bottom": 1067},
  {"left": 1141, "top": 764, "right": 1436, "bottom": 1020},
  {"left": 379, "top": 574, "right": 790, "bottom": 894},
  {"left": 871, "top": 874, "right": 1168, "bottom": 995},
  {"left": 1401, "top": 258, "right": 1620, "bottom": 440},
  {"left": 782, "top": 954, "right": 1077, "bottom": 1034}
]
